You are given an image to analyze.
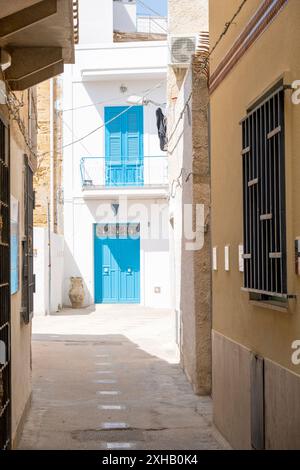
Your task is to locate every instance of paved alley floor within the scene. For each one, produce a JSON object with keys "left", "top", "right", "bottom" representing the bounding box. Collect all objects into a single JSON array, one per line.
[{"left": 19, "top": 306, "right": 230, "bottom": 450}]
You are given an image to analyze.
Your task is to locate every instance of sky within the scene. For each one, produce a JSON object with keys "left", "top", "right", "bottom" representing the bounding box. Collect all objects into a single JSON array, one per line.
[{"left": 136, "top": 0, "right": 168, "bottom": 17}]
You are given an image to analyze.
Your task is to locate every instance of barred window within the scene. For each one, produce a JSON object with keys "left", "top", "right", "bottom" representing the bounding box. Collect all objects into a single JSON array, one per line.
[
  {"left": 0, "top": 116, "right": 11, "bottom": 450},
  {"left": 241, "top": 85, "right": 287, "bottom": 300},
  {"left": 21, "top": 155, "right": 35, "bottom": 324}
]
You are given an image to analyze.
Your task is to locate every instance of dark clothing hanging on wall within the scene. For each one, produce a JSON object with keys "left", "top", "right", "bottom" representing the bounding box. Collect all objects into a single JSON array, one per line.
[{"left": 156, "top": 107, "right": 167, "bottom": 151}]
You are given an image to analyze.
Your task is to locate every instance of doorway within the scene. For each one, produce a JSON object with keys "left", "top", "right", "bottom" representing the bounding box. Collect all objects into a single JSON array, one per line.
[{"left": 94, "top": 223, "right": 140, "bottom": 304}]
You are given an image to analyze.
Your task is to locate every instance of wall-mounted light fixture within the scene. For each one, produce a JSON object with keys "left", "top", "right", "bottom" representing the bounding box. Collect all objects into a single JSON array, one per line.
[{"left": 126, "top": 95, "right": 166, "bottom": 107}]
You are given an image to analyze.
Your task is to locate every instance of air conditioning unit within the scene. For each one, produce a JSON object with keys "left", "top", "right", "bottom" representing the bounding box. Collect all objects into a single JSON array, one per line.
[{"left": 169, "top": 34, "right": 198, "bottom": 68}]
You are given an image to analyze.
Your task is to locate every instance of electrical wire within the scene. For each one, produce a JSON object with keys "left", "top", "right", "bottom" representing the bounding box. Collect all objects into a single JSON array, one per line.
[
  {"left": 61, "top": 83, "right": 163, "bottom": 113},
  {"left": 62, "top": 81, "right": 164, "bottom": 149},
  {"left": 63, "top": 103, "right": 136, "bottom": 149},
  {"left": 136, "top": 0, "right": 168, "bottom": 33},
  {"left": 0, "top": 0, "right": 248, "bottom": 167},
  {"left": 167, "top": 0, "right": 248, "bottom": 147},
  {"left": 168, "top": 0, "right": 249, "bottom": 199},
  {"left": 136, "top": 0, "right": 165, "bottom": 18},
  {"left": 209, "top": 0, "right": 248, "bottom": 58},
  {"left": 62, "top": 118, "right": 93, "bottom": 156},
  {"left": 0, "top": 74, "right": 41, "bottom": 161},
  {"left": 62, "top": 94, "right": 130, "bottom": 113},
  {"left": 167, "top": 92, "right": 192, "bottom": 146}
]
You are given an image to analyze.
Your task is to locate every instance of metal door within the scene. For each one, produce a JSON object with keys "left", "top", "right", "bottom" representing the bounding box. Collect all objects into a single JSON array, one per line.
[
  {"left": 118, "top": 236, "right": 140, "bottom": 303},
  {"left": 94, "top": 224, "right": 140, "bottom": 303},
  {"left": 0, "top": 117, "right": 11, "bottom": 450},
  {"left": 101, "top": 238, "right": 119, "bottom": 303},
  {"left": 21, "top": 155, "right": 35, "bottom": 324}
]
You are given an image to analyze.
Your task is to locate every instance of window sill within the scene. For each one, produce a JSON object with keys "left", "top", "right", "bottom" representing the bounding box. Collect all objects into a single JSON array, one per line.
[{"left": 249, "top": 300, "right": 289, "bottom": 313}]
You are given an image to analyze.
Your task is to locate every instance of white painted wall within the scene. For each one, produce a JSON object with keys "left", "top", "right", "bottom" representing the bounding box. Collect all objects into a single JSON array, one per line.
[
  {"left": 79, "top": 0, "right": 113, "bottom": 44},
  {"left": 64, "top": 77, "right": 166, "bottom": 196},
  {"left": 113, "top": 0, "right": 137, "bottom": 32},
  {"left": 63, "top": 198, "right": 170, "bottom": 308},
  {"left": 168, "top": 66, "right": 193, "bottom": 324},
  {"left": 33, "top": 228, "right": 48, "bottom": 315},
  {"left": 73, "top": 41, "right": 168, "bottom": 82},
  {"left": 63, "top": 43, "right": 168, "bottom": 198},
  {"left": 62, "top": 38, "right": 170, "bottom": 309},
  {"left": 34, "top": 227, "right": 64, "bottom": 315}
]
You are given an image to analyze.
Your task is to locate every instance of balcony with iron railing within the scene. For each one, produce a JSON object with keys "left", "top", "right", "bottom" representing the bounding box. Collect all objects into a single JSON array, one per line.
[
  {"left": 80, "top": 156, "right": 168, "bottom": 190},
  {"left": 136, "top": 15, "right": 168, "bottom": 35}
]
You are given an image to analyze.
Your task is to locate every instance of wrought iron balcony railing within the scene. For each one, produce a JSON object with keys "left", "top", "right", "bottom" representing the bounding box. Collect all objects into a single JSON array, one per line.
[{"left": 80, "top": 156, "right": 168, "bottom": 189}]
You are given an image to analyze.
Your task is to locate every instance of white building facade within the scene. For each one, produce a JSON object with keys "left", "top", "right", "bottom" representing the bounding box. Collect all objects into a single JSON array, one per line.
[{"left": 62, "top": 0, "right": 171, "bottom": 308}]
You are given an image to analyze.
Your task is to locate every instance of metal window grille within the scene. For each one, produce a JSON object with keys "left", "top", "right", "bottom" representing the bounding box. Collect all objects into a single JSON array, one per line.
[
  {"left": 241, "top": 85, "right": 287, "bottom": 298},
  {"left": 21, "top": 155, "right": 35, "bottom": 324},
  {"left": 0, "top": 117, "right": 11, "bottom": 450}
]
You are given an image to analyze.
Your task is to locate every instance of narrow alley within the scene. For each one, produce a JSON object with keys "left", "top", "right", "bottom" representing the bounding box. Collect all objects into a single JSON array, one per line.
[
  {"left": 19, "top": 307, "right": 229, "bottom": 450},
  {"left": 1, "top": 0, "right": 300, "bottom": 456}
]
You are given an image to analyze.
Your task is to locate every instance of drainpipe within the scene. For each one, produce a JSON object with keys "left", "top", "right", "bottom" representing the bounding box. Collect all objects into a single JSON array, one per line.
[
  {"left": 47, "top": 201, "right": 51, "bottom": 315},
  {"left": 48, "top": 78, "right": 54, "bottom": 315},
  {"left": 50, "top": 78, "right": 54, "bottom": 233}
]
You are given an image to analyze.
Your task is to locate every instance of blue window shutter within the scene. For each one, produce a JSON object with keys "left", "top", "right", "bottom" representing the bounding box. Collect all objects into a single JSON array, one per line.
[
  {"left": 125, "top": 107, "right": 143, "bottom": 164},
  {"left": 105, "top": 106, "right": 144, "bottom": 186},
  {"left": 105, "top": 107, "right": 123, "bottom": 164}
]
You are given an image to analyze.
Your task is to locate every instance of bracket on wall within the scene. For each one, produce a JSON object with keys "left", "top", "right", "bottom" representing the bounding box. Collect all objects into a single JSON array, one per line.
[{"left": 111, "top": 203, "right": 120, "bottom": 216}]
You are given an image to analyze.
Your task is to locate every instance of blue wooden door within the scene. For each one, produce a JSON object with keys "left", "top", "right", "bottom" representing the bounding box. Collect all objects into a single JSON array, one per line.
[
  {"left": 105, "top": 106, "right": 144, "bottom": 186},
  {"left": 118, "top": 237, "right": 140, "bottom": 303},
  {"left": 101, "top": 239, "right": 119, "bottom": 303},
  {"left": 94, "top": 224, "right": 140, "bottom": 304}
]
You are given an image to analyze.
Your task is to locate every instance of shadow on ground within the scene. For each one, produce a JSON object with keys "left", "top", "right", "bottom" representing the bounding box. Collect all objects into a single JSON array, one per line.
[{"left": 19, "top": 329, "right": 230, "bottom": 450}]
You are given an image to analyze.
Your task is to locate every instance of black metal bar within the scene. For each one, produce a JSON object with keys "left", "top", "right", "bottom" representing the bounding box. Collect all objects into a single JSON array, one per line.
[
  {"left": 248, "top": 178, "right": 259, "bottom": 187},
  {"left": 278, "top": 90, "right": 287, "bottom": 294},
  {"left": 242, "top": 88, "right": 287, "bottom": 298},
  {"left": 0, "top": 117, "right": 11, "bottom": 450},
  {"left": 22, "top": 156, "right": 34, "bottom": 324},
  {"left": 249, "top": 115, "right": 253, "bottom": 288},
  {"left": 264, "top": 101, "right": 269, "bottom": 292},
  {"left": 267, "top": 125, "right": 281, "bottom": 140}
]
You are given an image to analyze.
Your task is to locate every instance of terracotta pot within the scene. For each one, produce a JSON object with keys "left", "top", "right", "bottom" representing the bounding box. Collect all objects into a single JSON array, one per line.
[{"left": 69, "top": 277, "right": 84, "bottom": 309}]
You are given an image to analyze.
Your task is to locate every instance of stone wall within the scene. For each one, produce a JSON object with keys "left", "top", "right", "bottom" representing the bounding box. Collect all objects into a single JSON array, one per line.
[
  {"left": 169, "top": 0, "right": 208, "bottom": 35},
  {"left": 34, "top": 78, "right": 63, "bottom": 234},
  {"left": 167, "top": 0, "right": 209, "bottom": 108},
  {"left": 34, "top": 80, "right": 50, "bottom": 227},
  {"left": 167, "top": 0, "right": 211, "bottom": 395},
  {"left": 179, "top": 59, "right": 211, "bottom": 395},
  {"left": 191, "top": 60, "right": 211, "bottom": 394}
]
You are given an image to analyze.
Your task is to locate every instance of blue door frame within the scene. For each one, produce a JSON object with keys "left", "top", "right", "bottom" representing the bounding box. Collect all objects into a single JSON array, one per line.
[
  {"left": 105, "top": 106, "right": 144, "bottom": 187},
  {"left": 94, "top": 224, "right": 140, "bottom": 304}
]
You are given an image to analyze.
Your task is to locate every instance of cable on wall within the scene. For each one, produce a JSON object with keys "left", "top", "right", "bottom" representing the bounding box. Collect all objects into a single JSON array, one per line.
[
  {"left": 167, "top": 0, "right": 249, "bottom": 199},
  {"left": 61, "top": 83, "right": 163, "bottom": 113},
  {"left": 62, "top": 81, "right": 164, "bottom": 149},
  {"left": 135, "top": 0, "right": 168, "bottom": 34},
  {"left": 0, "top": 0, "right": 248, "bottom": 166}
]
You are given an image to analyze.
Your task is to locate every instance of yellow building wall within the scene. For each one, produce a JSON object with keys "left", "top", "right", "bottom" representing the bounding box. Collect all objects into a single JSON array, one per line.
[
  {"left": 210, "top": 0, "right": 300, "bottom": 374},
  {"left": 1, "top": 91, "right": 34, "bottom": 447},
  {"left": 10, "top": 134, "right": 32, "bottom": 447}
]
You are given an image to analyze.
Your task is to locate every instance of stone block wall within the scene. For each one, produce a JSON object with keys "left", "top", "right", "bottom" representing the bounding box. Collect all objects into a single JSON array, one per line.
[{"left": 34, "top": 78, "right": 63, "bottom": 234}]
